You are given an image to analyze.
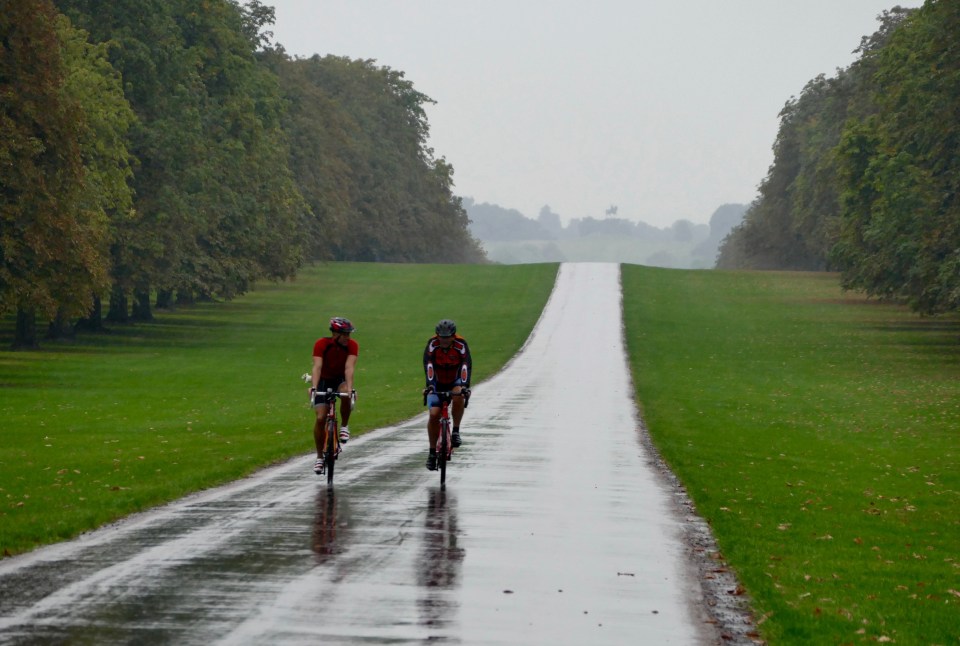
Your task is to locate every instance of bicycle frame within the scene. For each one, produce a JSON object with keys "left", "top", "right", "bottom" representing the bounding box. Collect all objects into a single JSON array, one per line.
[
  {"left": 315, "top": 389, "right": 352, "bottom": 485},
  {"left": 431, "top": 391, "right": 461, "bottom": 486}
]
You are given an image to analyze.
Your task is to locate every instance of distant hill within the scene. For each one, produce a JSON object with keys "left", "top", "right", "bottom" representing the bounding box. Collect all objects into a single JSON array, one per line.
[{"left": 464, "top": 199, "right": 746, "bottom": 268}]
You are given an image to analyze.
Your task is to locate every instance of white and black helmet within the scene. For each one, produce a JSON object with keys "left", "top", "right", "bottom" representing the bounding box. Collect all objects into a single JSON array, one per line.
[{"left": 435, "top": 319, "right": 456, "bottom": 337}]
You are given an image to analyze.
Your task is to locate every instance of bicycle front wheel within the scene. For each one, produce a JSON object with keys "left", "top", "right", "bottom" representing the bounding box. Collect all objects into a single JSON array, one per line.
[
  {"left": 325, "top": 419, "right": 338, "bottom": 485},
  {"left": 438, "top": 419, "right": 448, "bottom": 485}
]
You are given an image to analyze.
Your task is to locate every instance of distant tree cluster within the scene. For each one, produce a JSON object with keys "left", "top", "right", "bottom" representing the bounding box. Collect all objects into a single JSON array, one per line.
[
  {"left": 717, "top": 1, "right": 960, "bottom": 314},
  {"left": 466, "top": 199, "right": 727, "bottom": 244},
  {"left": 466, "top": 200, "right": 745, "bottom": 267},
  {"left": 464, "top": 198, "right": 746, "bottom": 248},
  {"left": 1, "top": 0, "right": 484, "bottom": 348}
]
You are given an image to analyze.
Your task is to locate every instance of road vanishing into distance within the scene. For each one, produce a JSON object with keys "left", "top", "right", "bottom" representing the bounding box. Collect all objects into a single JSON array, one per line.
[{"left": 0, "top": 263, "right": 752, "bottom": 645}]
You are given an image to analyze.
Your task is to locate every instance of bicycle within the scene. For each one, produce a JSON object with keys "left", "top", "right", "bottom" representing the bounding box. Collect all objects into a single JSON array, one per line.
[
  {"left": 424, "top": 388, "right": 469, "bottom": 486},
  {"left": 312, "top": 388, "right": 355, "bottom": 485}
]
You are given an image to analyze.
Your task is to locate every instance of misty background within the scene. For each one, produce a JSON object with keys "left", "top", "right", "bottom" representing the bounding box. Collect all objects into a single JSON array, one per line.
[{"left": 465, "top": 201, "right": 746, "bottom": 268}]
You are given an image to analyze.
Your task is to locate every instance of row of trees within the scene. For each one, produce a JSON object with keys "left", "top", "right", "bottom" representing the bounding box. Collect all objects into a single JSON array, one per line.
[
  {"left": 1, "top": 0, "right": 484, "bottom": 348},
  {"left": 717, "top": 0, "right": 959, "bottom": 314}
]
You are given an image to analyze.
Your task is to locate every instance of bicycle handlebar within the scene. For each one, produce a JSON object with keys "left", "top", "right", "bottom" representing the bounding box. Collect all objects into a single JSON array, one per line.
[
  {"left": 422, "top": 388, "right": 471, "bottom": 406},
  {"left": 311, "top": 388, "right": 355, "bottom": 405}
]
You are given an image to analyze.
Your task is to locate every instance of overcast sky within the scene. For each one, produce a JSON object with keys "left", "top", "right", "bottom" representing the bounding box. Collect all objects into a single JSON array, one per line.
[{"left": 265, "top": 1, "right": 920, "bottom": 228}]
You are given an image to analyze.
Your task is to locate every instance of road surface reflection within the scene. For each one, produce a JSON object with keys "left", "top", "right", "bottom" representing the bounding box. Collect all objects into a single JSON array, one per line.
[
  {"left": 312, "top": 489, "right": 351, "bottom": 564},
  {"left": 417, "top": 487, "right": 465, "bottom": 630}
]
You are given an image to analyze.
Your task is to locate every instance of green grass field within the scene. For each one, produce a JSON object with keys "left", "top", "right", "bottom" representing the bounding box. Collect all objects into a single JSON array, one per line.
[
  {"left": 0, "top": 262, "right": 559, "bottom": 556},
  {"left": 621, "top": 266, "right": 959, "bottom": 645}
]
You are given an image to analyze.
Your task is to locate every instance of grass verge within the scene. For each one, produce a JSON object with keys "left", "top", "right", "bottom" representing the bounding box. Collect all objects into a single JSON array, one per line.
[
  {"left": 0, "top": 262, "right": 558, "bottom": 557},
  {"left": 621, "top": 265, "right": 959, "bottom": 645}
]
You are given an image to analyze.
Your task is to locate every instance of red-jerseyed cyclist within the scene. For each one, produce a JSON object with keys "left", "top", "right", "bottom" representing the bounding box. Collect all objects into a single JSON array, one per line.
[{"left": 310, "top": 317, "right": 358, "bottom": 475}]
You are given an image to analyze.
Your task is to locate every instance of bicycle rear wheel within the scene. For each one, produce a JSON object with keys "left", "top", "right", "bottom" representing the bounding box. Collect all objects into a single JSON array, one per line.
[{"left": 325, "top": 419, "right": 338, "bottom": 485}]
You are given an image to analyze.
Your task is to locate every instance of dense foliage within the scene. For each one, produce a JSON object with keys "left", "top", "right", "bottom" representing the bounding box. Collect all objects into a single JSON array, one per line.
[
  {"left": 1, "top": 0, "right": 483, "bottom": 348},
  {"left": 718, "top": 1, "right": 959, "bottom": 314},
  {"left": 260, "top": 50, "right": 483, "bottom": 263}
]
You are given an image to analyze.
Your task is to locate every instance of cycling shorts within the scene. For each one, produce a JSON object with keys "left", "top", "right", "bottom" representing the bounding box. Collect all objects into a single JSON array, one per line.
[{"left": 313, "top": 376, "right": 346, "bottom": 408}]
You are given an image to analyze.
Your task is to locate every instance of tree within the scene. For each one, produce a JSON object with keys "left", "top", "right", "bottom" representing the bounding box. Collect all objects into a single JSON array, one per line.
[
  {"left": 54, "top": 12, "right": 135, "bottom": 335},
  {"left": 833, "top": 1, "right": 960, "bottom": 313},
  {"left": 717, "top": 8, "right": 914, "bottom": 272},
  {"left": 58, "top": 0, "right": 306, "bottom": 315},
  {"left": 272, "top": 54, "right": 484, "bottom": 263},
  {"left": 1, "top": 0, "right": 113, "bottom": 348}
]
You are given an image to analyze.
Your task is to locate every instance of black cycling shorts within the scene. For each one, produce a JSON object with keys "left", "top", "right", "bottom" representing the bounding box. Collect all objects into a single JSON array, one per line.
[
  {"left": 317, "top": 376, "right": 345, "bottom": 391},
  {"left": 314, "top": 376, "right": 346, "bottom": 406}
]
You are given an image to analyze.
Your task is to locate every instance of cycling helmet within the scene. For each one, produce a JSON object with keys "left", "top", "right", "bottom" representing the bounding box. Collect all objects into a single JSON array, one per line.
[
  {"left": 329, "top": 317, "right": 355, "bottom": 333},
  {"left": 435, "top": 318, "right": 456, "bottom": 337}
]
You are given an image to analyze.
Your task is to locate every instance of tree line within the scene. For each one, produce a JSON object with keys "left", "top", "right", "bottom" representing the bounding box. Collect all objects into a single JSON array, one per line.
[
  {"left": 717, "top": 1, "right": 959, "bottom": 315},
  {"left": 1, "top": 0, "right": 485, "bottom": 348}
]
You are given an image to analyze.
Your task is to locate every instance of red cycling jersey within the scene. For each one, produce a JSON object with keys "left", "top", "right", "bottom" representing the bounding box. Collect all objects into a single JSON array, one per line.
[
  {"left": 313, "top": 336, "right": 359, "bottom": 379},
  {"left": 423, "top": 335, "right": 471, "bottom": 388}
]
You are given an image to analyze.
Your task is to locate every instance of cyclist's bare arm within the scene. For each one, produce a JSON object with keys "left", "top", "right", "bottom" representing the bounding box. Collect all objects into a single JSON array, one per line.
[
  {"left": 343, "top": 354, "right": 357, "bottom": 392},
  {"left": 311, "top": 355, "right": 323, "bottom": 390}
]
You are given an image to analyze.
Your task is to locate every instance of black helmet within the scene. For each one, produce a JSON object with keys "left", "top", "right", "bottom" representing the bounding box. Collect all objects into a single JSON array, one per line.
[
  {"left": 435, "top": 319, "right": 456, "bottom": 337},
  {"left": 329, "top": 317, "right": 355, "bottom": 333}
]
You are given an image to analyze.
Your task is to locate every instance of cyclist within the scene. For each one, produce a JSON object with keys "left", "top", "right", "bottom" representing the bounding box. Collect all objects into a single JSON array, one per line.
[
  {"left": 310, "top": 317, "right": 358, "bottom": 475},
  {"left": 423, "top": 318, "right": 472, "bottom": 470}
]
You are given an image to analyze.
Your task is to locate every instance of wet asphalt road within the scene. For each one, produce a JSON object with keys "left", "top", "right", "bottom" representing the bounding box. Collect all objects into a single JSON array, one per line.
[{"left": 0, "top": 263, "right": 714, "bottom": 645}]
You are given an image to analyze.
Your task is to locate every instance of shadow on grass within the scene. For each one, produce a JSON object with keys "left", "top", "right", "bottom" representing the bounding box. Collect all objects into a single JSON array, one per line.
[
  {"left": 0, "top": 305, "right": 242, "bottom": 356},
  {"left": 871, "top": 317, "right": 960, "bottom": 360}
]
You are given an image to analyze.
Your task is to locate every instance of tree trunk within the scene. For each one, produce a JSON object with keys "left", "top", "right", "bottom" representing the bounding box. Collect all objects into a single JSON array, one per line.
[
  {"left": 106, "top": 284, "right": 128, "bottom": 322},
  {"left": 12, "top": 307, "right": 38, "bottom": 350},
  {"left": 131, "top": 289, "right": 153, "bottom": 321},
  {"left": 46, "top": 308, "right": 75, "bottom": 340},
  {"left": 176, "top": 288, "right": 195, "bottom": 306},
  {"left": 76, "top": 295, "right": 104, "bottom": 332},
  {"left": 156, "top": 289, "right": 174, "bottom": 309}
]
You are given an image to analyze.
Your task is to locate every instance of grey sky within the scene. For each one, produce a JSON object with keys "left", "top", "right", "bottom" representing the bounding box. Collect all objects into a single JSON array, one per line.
[{"left": 266, "top": 1, "right": 920, "bottom": 228}]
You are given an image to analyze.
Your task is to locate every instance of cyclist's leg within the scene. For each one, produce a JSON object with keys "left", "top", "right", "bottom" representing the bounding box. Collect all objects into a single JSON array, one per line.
[
  {"left": 313, "top": 405, "right": 329, "bottom": 457},
  {"left": 313, "top": 405, "right": 328, "bottom": 474},
  {"left": 427, "top": 406, "right": 441, "bottom": 447},
  {"left": 336, "top": 380, "right": 352, "bottom": 426},
  {"left": 450, "top": 384, "right": 465, "bottom": 447},
  {"left": 425, "top": 391, "right": 441, "bottom": 470},
  {"left": 451, "top": 386, "right": 465, "bottom": 426},
  {"left": 426, "top": 389, "right": 443, "bottom": 446},
  {"left": 336, "top": 380, "right": 352, "bottom": 442}
]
